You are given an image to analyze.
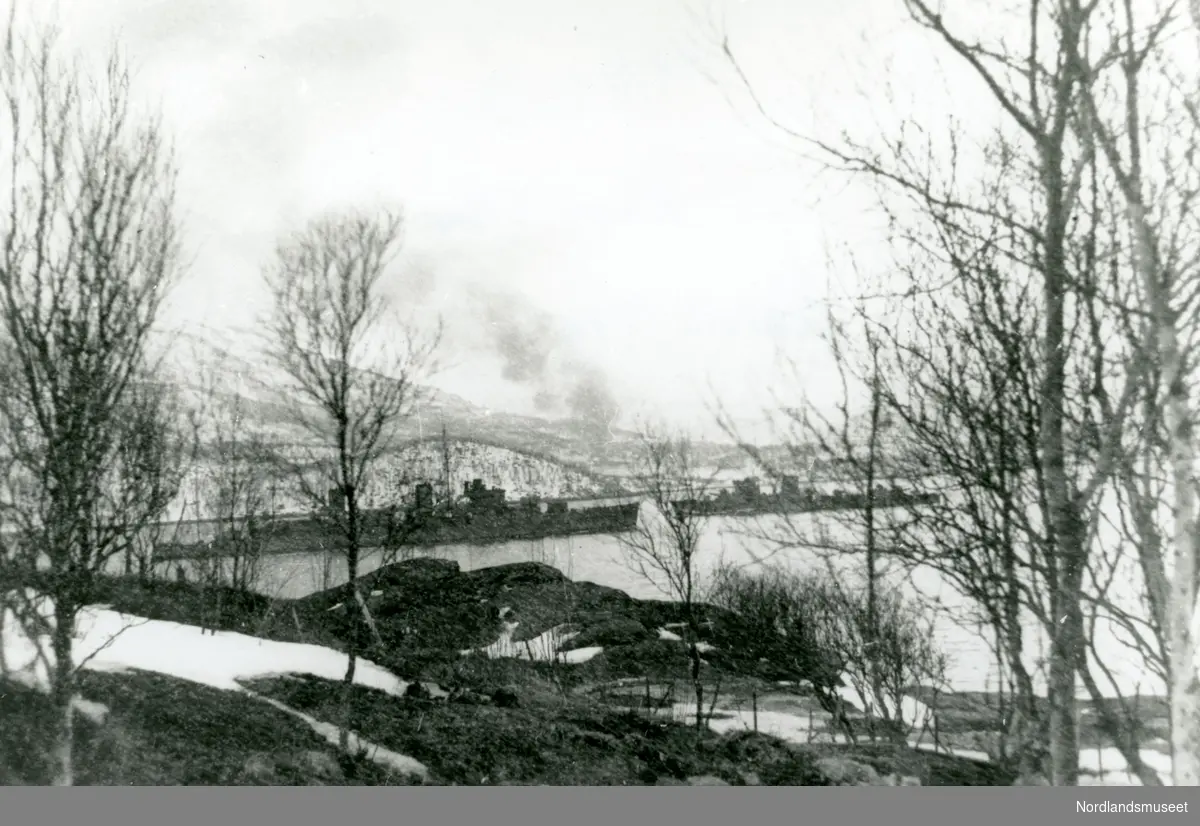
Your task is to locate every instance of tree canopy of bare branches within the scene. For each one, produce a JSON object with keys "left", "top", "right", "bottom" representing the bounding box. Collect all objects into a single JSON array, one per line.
[
  {"left": 616, "top": 424, "right": 721, "bottom": 731},
  {"left": 717, "top": 0, "right": 1199, "bottom": 785},
  {"left": 0, "top": 8, "right": 189, "bottom": 785},
  {"left": 261, "top": 206, "right": 440, "bottom": 756}
]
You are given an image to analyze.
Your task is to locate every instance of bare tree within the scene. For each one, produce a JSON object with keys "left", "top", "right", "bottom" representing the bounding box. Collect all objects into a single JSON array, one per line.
[
  {"left": 1057, "top": 0, "right": 1200, "bottom": 785},
  {"left": 616, "top": 424, "right": 719, "bottom": 732},
  {"left": 708, "top": 562, "right": 852, "bottom": 737},
  {"left": 262, "top": 207, "right": 440, "bottom": 755},
  {"left": 194, "top": 358, "right": 285, "bottom": 596},
  {"left": 0, "top": 8, "right": 189, "bottom": 784},
  {"left": 714, "top": 0, "right": 1174, "bottom": 783}
]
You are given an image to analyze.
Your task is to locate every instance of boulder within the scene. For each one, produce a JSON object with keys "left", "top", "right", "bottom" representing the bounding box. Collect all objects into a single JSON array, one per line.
[
  {"left": 813, "top": 756, "right": 882, "bottom": 786},
  {"left": 448, "top": 687, "right": 492, "bottom": 706},
  {"left": 686, "top": 775, "right": 730, "bottom": 786},
  {"left": 492, "top": 685, "right": 521, "bottom": 708},
  {"left": 405, "top": 682, "right": 431, "bottom": 700}
]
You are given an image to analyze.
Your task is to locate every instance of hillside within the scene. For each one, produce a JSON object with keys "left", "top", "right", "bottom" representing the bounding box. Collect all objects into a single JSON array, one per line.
[
  {"left": 152, "top": 324, "right": 743, "bottom": 471},
  {"left": 164, "top": 437, "right": 628, "bottom": 524},
  {"left": 359, "top": 438, "right": 626, "bottom": 508}
]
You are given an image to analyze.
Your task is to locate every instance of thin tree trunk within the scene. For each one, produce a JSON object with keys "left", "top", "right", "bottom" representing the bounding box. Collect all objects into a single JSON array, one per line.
[
  {"left": 1125, "top": 195, "right": 1200, "bottom": 786},
  {"left": 51, "top": 601, "right": 76, "bottom": 787},
  {"left": 1041, "top": 95, "right": 1084, "bottom": 784},
  {"left": 865, "top": 362, "right": 880, "bottom": 706},
  {"left": 340, "top": 522, "right": 359, "bottom": 757},
  {"left": 340, "top": 475, "right": 360, "bottom": 755}
]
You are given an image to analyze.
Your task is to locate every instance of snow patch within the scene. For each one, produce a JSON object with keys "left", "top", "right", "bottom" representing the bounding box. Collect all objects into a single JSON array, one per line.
[
  {"left": 664, "top": 698, "right": 1174, "bottom": 787},
  {"left": 2, "top": 592, "right": 407, "bottom": 696},
  {"left": 462, "top": 621, "right": 599, "bottom": 663},
  {"left": 657, "top": 628, "right": 682, "bottom": 641},
  {"left": 252, "top": 692, "right": 429, "bottom": 781},
  {"left": 834, "top": 685, "right": 934, "bottom": 733},
  {"left": 559, "top": 646, "right": 604, "bottom": 664},
  {"left": 1075, "top": 747, "right": 1174, "bottom": 786},
  {"left": 72, "top": 697, "right": 111, "bottom": 725},
  {"left": 2, "top": 591, "right": 425, "bottom": 780}
]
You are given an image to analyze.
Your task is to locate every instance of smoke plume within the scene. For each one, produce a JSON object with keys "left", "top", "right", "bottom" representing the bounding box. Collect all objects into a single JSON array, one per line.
[{"left": 471, "top": 285, "right": 620, "bottom": 438}]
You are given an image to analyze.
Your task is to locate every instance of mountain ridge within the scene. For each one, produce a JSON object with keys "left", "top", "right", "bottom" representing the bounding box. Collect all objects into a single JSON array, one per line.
[{"left": 150, "top": 323, "right": 748, "bottom": 470}]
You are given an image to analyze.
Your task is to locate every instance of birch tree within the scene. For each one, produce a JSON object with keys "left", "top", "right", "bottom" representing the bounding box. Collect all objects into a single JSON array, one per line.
[
  {"left": 616, "top": 424, "right": 719, "bottom": 732},
  {"left": 0, "top": 7, "right": 188, "bottom": 784},
  {"left": 717, "top": 0, "right": 1159, "bottom": 784},
  {"left": 1056, "top": 0, "right": 1200, "bottom": 785},
  {"left": 262, "top": 207, "right": 440, "bottom": 756}
]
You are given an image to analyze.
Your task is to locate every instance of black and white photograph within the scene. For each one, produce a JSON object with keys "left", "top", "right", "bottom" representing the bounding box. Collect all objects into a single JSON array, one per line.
[{"left": 1, "top": 0, "right": 1198, "bottom": 791}]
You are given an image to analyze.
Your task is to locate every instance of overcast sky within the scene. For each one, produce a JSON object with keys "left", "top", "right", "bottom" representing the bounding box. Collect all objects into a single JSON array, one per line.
[{"left": 9, "top": 0, "right": 991, "bottom": 439}]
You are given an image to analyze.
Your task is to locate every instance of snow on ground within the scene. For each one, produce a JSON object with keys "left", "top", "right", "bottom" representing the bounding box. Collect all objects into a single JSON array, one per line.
[
  {"left": 658, "top": 628, "right": 682, "bottom": 641},
  {"left": 834, "top": 685, "right": 934, "bottom": 733},
  {"left": 68, "top": 606, "right": 409, "bottom": 696},
  {"left": 663, "top": 700, "right": 1174, "bottom": 786},
  {"left": 559, "top": 646, "right": 604, "bottom": 664},
  {"left": 1, "top": 594, "right": 410, "bottom": 699},
  {"left": 9, "top": 590, "right": 1172, "bottom": 786},
  {"left": 460, "top": 610, "right": 604, "bottom": 664},
  {"left": 1, "top": 591, "right": 427, "bottom": 779},
  {"left": 1075, "top": 747, "right": 1174, "bottom": 786}
]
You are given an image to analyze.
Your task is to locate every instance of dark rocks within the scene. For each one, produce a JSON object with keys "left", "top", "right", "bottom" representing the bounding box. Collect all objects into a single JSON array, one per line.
[
  {"left": 579, "top": 731, "right": 621, "bottom": 750},
  {"left": 492, "top": 685, "right": 521, "bottom": 708},
  {"left": 564, "top": 618, "right": 652, "bottom": 651},
  {"left": 405, "top": 681, "right": 431, "bottom": 700}
]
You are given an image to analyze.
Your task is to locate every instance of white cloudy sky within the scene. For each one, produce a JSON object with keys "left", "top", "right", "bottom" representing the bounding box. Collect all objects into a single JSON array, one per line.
[{"left": 8, "top": 0, "right": 995, "bottom": 438}]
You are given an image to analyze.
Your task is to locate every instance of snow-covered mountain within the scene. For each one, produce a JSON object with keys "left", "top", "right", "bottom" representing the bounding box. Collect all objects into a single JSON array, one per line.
[{"left": 150, "top": 323, "right": 742, "bottom": 472}]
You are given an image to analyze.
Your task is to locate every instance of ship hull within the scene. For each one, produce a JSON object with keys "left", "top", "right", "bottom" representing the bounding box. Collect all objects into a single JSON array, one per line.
[
  {"left": 155, "top": 503, "right": 641, "bottom": 561},
  {"left": 674, "top": 491, "right": 940, "bottom": 518}
]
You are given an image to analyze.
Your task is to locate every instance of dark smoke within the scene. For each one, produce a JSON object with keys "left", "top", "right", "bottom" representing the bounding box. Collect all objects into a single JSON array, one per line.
[
  {"left": 532, "top": 389, "right": 561, "bottom": 412},
  {"left": 476, "top": 289, "right": 555, "bottom": 383},
  {"left": 471, "top": 285, "right": 620, "bottom": 438},
  {"left": 567, "top": 366, "right": 620, "bottom": 437}
]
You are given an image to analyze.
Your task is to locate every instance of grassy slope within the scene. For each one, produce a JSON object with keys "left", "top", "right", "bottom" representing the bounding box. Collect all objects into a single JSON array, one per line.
[{"left": 0, "top": 670, "right": 406, "bottom": 785}]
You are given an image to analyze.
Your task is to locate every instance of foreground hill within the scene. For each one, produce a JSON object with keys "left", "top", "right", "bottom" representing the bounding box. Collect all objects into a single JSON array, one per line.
[{"left": 3, "top": 563, "right": 1022, "bottom": 786}]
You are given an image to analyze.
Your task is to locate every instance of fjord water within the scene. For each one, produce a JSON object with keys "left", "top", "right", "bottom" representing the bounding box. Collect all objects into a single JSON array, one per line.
[{"left": 179, "top": 498, "right": 1157, "bottom": 699}]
